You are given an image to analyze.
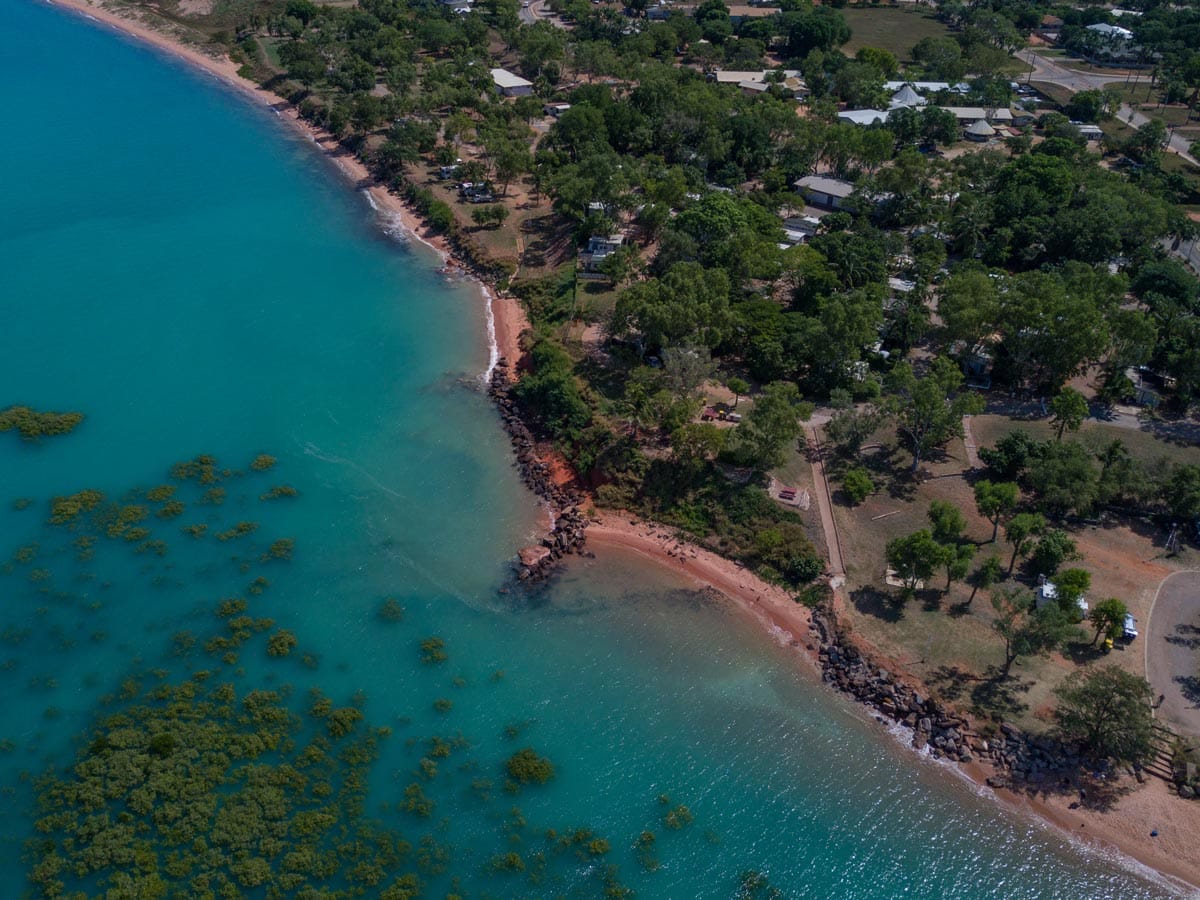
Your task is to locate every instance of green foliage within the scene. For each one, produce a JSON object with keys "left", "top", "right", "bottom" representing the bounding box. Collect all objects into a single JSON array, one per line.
[
  {"left": 266, "top": 629, "right": 298, "bottom": 657},
  {"left": 973, "top": 479, "right": 1018, "bottom": 543},
  {"left": 1055, "top": 666, "right": 1154, "bottom": 764},
  {"left": 1089, "top": 597, "right": 1128, "bottom": 645},
  {"left": 841, "top": 467, "right": 874, "bottom": 505},
  {"left": 0, "top": 405, "right": 84, "bottom": 440},
  {"left": 1029, "top": 529, "right": 1077, "bottom": 577},
  {"left": 378, "top": 598, "right": 405, "bottom": 622},
  {"left": 249, "top": 454, "right": 277, "bottom": 471},
  {"left": 505, "top": 748, "right": 555, "bottom": 785},
  {"left": 729, "top": 381, "right": 807, "bottom": 471},
  {"left": 1048, "top": 388, "right": 1089, "bottom": 441},
  {"left": 1004, "top": 512, "right": 1044, "bottom": 575},
  {"left": 991, "top": 587, "right": 1082, "bottom": 675},
  {"left": 886, "top": 529, "right": 945, "bottom": 594},
  {"left": 885, "top": 357, "right": 984, "bottom": 472}
]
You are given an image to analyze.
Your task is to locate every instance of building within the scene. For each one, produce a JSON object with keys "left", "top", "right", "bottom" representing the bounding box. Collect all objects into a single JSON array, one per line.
[
  {"left": 780, "top": 215, "right": 820, "bottom": 246},
  {"left": 1036, "top": 579, "right": 1088, "bottom": 614},
  {"left": 1077, "top": 123, "right": 1104, "bottom": 140},
  {"left": 838, "top": 108, "right": 888, "bottom": 126},
  {"left": 940, "top": 106, "right": 1012, "bottom": 125},
  {"left": 882, "top": 80, "right": 969, "bottom": 95},
  {"left": 580, "top": 234, "right": 625, "bottom": 272},
  {"left": 491, "top": 68, "right": 534, "bottom": 97},
  {"left": 543, "top": 102, "right": 571, "bottom": 117},
  {"left": 726, "top": 5, "right": 779, "bottom": 23},
  {"left": 1086, "top": 22, "right": 1133, "bottom": 41},
  {"left": 889, "top": 84, "right": 926, "bottom": 109},
  {"left": 794, "top": 175, "right": 857, "bottom": 211},
  {"left": 964, "top": 120, "right": 996, "bottom": 142}
]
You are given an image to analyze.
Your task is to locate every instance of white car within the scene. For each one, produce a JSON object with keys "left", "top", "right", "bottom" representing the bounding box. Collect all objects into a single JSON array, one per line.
[{"left": 1122, "top": 613, "right": 1138, "bottom": 641}]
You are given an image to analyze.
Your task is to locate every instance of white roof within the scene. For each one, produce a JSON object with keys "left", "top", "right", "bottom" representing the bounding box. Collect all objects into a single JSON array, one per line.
[
  {"left": 738, "top": 80, "right": 771, "bottom": 92},
  {"left": 838, "top": 109, "right": 888, "bottom": 126},
  {"left": 888, "top": 277, "right": 917, "bottom": 293},
  {"left": 883, "top": 81, "right": 970, "bottom": 94},
  {"left": 966, "top": 120, "right": 996, "bottom": 136},
  {"left": 1087, "top": 23, "right": 1133, "bottom": 39},
  {"left": 490, "top": 68, "right": 533, "bottom": 89},
  {"left": 795, "top": 175, "right": 855, "bottom": 198},
  {"left": 890, "top": 85, "right": 925, "bottom": 108},
  {"left": 714, "top": 70, "right": 768, "bottom": 83}
]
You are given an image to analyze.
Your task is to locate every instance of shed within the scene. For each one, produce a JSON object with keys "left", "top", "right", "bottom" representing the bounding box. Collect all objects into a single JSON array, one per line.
[{"left": 491, "top": 68, "right": 534, "bottom": 97}]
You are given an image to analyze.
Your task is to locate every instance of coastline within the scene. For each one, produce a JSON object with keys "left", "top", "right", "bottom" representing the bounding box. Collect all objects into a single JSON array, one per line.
[
  {"left": 41, "top": 1, "right": 1200, "bottom": 893},
  {"left": 43, "top": 0, "right": 528, "bottom": 385}
]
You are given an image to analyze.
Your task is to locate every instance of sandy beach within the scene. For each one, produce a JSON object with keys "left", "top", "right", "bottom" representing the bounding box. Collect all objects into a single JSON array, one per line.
[{"left": 42, "top": 1, "right": 1200, "bottom": 892}]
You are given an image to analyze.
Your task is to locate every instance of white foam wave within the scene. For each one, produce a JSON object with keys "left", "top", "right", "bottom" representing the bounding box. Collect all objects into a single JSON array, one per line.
[{"left": 479, "top": 283, "right": 499, "bottom": 386}]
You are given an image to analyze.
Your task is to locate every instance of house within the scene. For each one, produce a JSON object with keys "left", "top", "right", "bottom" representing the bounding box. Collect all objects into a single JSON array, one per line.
[
  {"left": 964, "top": 120, "right": 996, "bottom": 142},
  {"left": 883, "top": 80, "right": 969, "bottom": 95},
  {"left": 581, "top": 233, "right": 625, "bottom": 271},
  {"left": 1086, "top": 22, "right": 1133, "bottom": 41},
  {"left": 1009, "top": 107, "right": 1036, "bottom": 127},
  {"left": 543, "top": 102, "right": 571, "bottom": 117},
  {"left": 1125, "top": 367, "right": 1162, "bottom": 408},
  {"left": 1077, "top": 123, "right": 1104, "bottom": 140},
  {"left": 738, "top": 80, "right": 771, "bottom": 95},
  {"left": 940, "top": 107, "right": 1012, "bottom": 125},
  {"left": 781, "top": 215, "right": 820, "bottom": 246},
  {"left": 1036, "top": 579, "right": 1088, "bottom": 614},
  {"left": 491, "top": 68, "right": 534, "bottom": 97},
  {"left": 838, "top": 108, "right": 888, "bottom": 126},
  {"left": 725, "top": 5, "right": 779, "bottom": 23},
  {"left": 1035, "top": 13, "right": 1063, "bottom": 39},
  {"left": 794, "top": 175, "right": 857, "bottom": 211}
]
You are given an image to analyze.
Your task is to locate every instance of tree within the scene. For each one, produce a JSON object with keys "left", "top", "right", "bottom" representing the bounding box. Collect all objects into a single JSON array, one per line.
[
  {"left": 968, "top": 554, "right": 1003, "bottom": 604},
  {"left": 974, "top": 480, "right": 1018, "bottom": 542},
  {"left": 1030, "top": 529, "right": 1077, "bottom": 576},
  {"left": 842, "top": 467, "right": 874, "bottom": 505},
  {"left": 727, "top": 377, "right": 749, "bottom": 409},
  {"left": 1054, "top": 666, "right": 1154, "bottom": 764},
  {"left": 1163, "top": 464, "right": 1200, "bottom": 522},
  {"left": 1049, "top": 387, "right": 1089, "bottom": 441},
  {"left": 732, "top": 381, "right": 808, "bottom": 471},
  {"left": 943, "top": 542, "right": 976, "bottom": 593},
  {"left": 1089, "top": 597, "right": 1128, "bottom": 645},
  {"left": 886, "top": 529, "right": 946, "bottom": 595},
  {"left": 927, "top": 499, "right": 966, "bottom": 545},
  {"left": 824, "top": 405, "right": 884, "bottom": 457},
  {"left": 886, "top": 357, "right": 985, "bottom": 473},
  {"left": 1004, "top": 512, "right": 1044, "bottom": 575},
  {"left": 992, "top": 587, "right": 1080, "bottom": 675},
  {"left": 1055, "top": 567, "right": 1091, "bottom": 610}
]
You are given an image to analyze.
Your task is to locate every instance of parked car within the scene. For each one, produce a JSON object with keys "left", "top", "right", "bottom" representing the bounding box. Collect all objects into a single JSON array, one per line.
[{"left": 1122, "top": 613, "right": 1138, "bottom": 641}]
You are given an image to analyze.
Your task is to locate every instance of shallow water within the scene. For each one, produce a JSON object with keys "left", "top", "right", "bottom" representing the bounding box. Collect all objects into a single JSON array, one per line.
[{"left": 0, "top": 2, "right": 1182, "bottom": 896}]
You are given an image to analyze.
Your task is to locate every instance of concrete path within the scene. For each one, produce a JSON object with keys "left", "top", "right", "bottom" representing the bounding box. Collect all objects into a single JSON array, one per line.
[
  {"left": 1147, "top": 570, "right": 1200, "bottom": 738},
  {"left": 804, "top": 424, "right": 845, "bottom": 581}
]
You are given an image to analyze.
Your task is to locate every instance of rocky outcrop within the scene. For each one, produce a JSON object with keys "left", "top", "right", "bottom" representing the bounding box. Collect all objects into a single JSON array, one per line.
[
  {"left": 809, "top": 605, "right": 1091, "bottom": 790},
  {"left": 488, "top": 363, "right": 589, "bottom": 582}
]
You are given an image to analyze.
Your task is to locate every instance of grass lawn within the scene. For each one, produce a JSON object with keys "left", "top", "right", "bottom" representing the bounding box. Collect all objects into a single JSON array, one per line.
[
  {"left": 969, "top": 413, "right": 1200, "bottom": 470},
  {"left": 840, "top": 8, "right": 951, "bottom": 61},
  {"left": 822, "top": 410, "right": 1197, "bottom": 731}
]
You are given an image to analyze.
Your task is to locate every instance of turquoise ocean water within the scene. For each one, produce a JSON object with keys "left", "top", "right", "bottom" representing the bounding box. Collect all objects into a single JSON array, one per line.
[{"left": 0, "top": 2, "right": 1182, "bottom": 896}]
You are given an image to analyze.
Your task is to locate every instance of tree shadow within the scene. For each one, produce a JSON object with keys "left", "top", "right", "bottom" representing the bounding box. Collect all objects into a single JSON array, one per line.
[
  {"left": 926, "top": 664, "right": 981, "bottom": 703},
  {"left": 1176, "top": 674, "right": 1200, "bottom": 707},
  {"left": 947, "top": 598, "right": 977, "bottom": 617},
  {"left": 1166, "top": 624, "right": 1200, "bottom": 651},
  {"left": 850, "top": 586, "right": 904, "bottom": 623},
  {"left": 919, "top": 589, "right": 947, "bottom": 612},
  {"left": 969, "top": 665, "right": 1034, "bottom": 720},
  {"left": 1060, "top": 639, "right": 1106, "bottom": 666}
]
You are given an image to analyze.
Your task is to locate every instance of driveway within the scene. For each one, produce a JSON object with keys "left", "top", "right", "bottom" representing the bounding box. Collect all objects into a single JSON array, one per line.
[{"left": 1147, "top": 571, "right": 1200, "bottom": 737}]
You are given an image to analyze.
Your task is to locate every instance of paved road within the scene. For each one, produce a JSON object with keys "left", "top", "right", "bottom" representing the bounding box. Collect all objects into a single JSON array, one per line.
[
  {"left": 1019, "top": 49, "right": 1199, "bottom": 166},
  {"left": 1147, "top": 571, "right": 1200, "bottom": 738},
  {"left": 519, "top": 0, "right": 566, "bottom": 28}
]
